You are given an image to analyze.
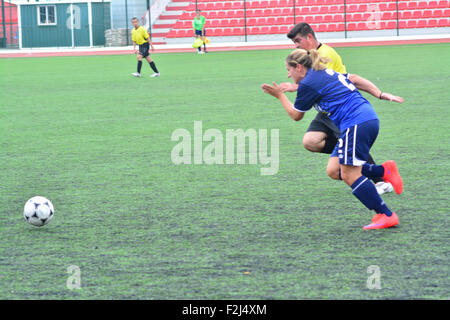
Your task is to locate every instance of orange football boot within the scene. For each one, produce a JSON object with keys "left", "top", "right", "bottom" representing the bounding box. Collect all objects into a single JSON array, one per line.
[
  {"left": 371, "top": 213, "right": 384, "bottom": 223},
  {"left": 382, "top": 161, "right": 403, "bottom": 194},
  {"left": 363, "top": 212, "right": 399, "bottom": 230}
]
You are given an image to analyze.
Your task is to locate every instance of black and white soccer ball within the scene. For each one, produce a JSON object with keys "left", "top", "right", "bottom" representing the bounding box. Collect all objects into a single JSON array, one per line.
[{"left": 23, "top": 196, "right": 54, "bottom": 227}]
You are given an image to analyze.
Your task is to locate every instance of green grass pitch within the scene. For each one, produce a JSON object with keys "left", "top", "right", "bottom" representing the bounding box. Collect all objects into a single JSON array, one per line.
[{"left": 0, "top": 43, "right": 449, "bottom": 299}]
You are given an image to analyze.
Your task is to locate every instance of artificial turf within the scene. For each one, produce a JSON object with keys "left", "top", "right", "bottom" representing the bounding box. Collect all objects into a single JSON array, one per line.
[{"left": 0, "top": 43, "right": 449, "bottom": 299}]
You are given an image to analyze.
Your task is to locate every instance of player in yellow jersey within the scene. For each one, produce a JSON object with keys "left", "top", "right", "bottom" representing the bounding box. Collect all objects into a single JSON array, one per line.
[
  {"left": 131, "top": 17, "right": 160, "bottom": 78},
  {"left": 281, "top": 23, "right": 403, "bottom": 194}
]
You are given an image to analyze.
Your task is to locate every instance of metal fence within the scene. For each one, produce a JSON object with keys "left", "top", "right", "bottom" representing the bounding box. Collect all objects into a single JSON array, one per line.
[
  {"left": 0, "top": 0, "right": 17, "bottom": 48},
  {"left": 185, "top": 0, "right": 431, "bottom": 42},
  {"left": 0, "top": 0, "right": 447, "bottom": 49}
]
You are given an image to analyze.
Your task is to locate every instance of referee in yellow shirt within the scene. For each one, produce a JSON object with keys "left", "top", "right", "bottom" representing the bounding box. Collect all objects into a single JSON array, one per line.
[
  {"left": 281, "top": 23, "right": 403, "bottom": 194},
  {"left": 131, "top": 17, "right": 160, "bottom": 78}
]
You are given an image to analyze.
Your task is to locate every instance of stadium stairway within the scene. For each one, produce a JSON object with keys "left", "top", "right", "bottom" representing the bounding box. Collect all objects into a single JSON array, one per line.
[
  {"left": 153, "top": 0, "right": 450, "bottom": 44},
  {"left": 152, "top": 1, "right": 191, "bottom": 44}
]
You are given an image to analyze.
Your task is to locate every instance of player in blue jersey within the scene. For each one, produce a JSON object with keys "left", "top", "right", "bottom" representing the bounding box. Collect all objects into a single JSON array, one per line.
[{"left": 261, "top": 49, "right": 404, "bottom": 230}]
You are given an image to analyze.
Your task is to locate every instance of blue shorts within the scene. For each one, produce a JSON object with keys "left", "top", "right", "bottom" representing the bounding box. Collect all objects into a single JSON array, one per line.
[
  {"left": 331, "top": 119, "right": 379, "bottom": 166},
  {"left": 195, "top": 29, "right": 205, "bottom": 36}
]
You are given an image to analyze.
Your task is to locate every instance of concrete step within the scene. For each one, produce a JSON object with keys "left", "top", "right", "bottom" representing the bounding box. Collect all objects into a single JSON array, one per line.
[
  {"left": 153, "top": 22, "right": 176, "bottom": 28},
  {"left": 152, "top": 37, "right": 166, "bottom": 43},
  {"left": 151, "top": 32, "right": 168, "bottom": 37},
  {"left": 166, "top": 7, "right": 188, "bottom": 12},
  {"left": 159, "top": 14, "right": 182, "bottom": 20},
  {"left": 152, "top": 27, "right": 171, "bottom": 33},
  {"left": 168, "top": 1, "right": 190, "bottom": 6},
  {"left": 155, "top": 19, "right": 177, "bottom": 25}
]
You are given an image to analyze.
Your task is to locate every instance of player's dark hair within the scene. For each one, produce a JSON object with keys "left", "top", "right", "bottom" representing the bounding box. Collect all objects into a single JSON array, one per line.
[
  {"left": 131, "top": 17, "right": 139, "bottom": 22},
  {"left": 287, "top": 23, "right": 316, "bottom": 40}
]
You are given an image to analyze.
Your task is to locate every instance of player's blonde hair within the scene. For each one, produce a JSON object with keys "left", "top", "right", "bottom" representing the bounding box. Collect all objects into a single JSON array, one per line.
[{"left": 286, "top": 49, "right": 330, "bottom": 71}]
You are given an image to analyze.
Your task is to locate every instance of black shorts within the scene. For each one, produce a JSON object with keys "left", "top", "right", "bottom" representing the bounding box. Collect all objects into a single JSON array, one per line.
[
  {"left": 138, "top": 42, "right": 150, "bottom": 58},
  {"left": 195, "top": 29, "right": 205, "bottom": 36},
  {"left": 306, "top": 112, "right": 341, "bottom": 140}
]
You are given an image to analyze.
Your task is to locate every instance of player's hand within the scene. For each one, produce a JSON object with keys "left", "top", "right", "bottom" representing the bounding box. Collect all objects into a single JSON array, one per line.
[
  {"left": 134, "top": 50, "right": 138, "bottom": 54},
  {"left": 151, "top": 45, "right": 155, "bottom": 51},
  {"left": 279, "top": 82, "right": 298, "bottom": 93},
  {"left": 381, "top": 92, "right": 404, "bottom": 103},
  {"left": 261, "top": 82, "right": 284, "bottom": 99}
]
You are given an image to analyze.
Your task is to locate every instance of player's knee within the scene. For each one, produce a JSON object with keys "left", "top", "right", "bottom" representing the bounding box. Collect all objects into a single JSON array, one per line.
[
  {"left": 326, "top": 164, "right": 340, "bottom": 180},
  {"left": 302, "top": 134, "right": 322, "bottom": 153}
]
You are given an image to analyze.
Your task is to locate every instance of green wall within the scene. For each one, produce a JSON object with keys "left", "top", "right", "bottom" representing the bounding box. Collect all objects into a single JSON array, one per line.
[
  {"left": 92, "top": 2, "right": 111, "bottom": 46},
  {"left": 21, "top": 2, "right": 110, "bottom": 48}
]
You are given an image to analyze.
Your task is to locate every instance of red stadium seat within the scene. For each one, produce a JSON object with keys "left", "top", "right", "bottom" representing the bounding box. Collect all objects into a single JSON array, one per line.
[
  {"left": 219, "top": 20, "right": 230, "bottom": 27},
  {"left": 223, "top": 2, "right": 232, "bottom": 10},
  {"left": 276, "top": 17, "right": 286, "bottom": 25},
  {"left": 427, "top": 19, "right": 438, "bottom": 27},
  {"left": 310, "top": 7, "right": 320, "bottom": 14},
  {"left": 314, "top": 15, "right": 324, "bottom": 23},
  {"left": 232, "top": 2, "right": 242, "bottom": 10},
  {"left": 323, "top": 15, "right": 334, "bottom": 23},
  {"left": 407, "top": 20, "right": 417, "bottom": 28},
  {"left": 401, "top": 11, "right": 412, "bottom": 19},
  {"left": 427, "top": 1, "right": 438, "bottom": 9},
  {"left": 438, "top": 18, "right": 449, "bottom": 26},
  {"left": 269, "top": 26, "right": 280, "bottom": 34},
  {"left": 408, "top": 2, "right": 418, "bottom": 10},
  {"left": 224, "top": 28, "right": 234, "bottom": 36},
  {"left": 387, "top": 21, "right": 397, "bottom": 29},
  {"left": 282, "top": 8, "right": 293, "bottom": 15},
  {"left": 273, "top": 8, "right": 282, "bottom": 16},
  {"left": 429, "top": 10, "right": 440, "bottom": 18},
  {"left": 382, "top": 12, "right": 394, "bottom": 20},
  {"left": 437, "top": 1, "right": 448, "bottom": 8},
  {"left": 269, "top": 0, "right": 278, "bottom": 7},
  {"left": 357, "top": 22, "right": 368, "bottom": 30},
  {"left": 418, "top": 1, "right": 428, "bottom": 9},
  {"left": 417, "top": 19, "right": 428, "bottom": 27},
  {"left": 232, "top": 28, "right": 243, "bottom": 35},
  {"left": 260, "top": 26, "right": 270, "bottom": 34},
  {"left": 247, "top": 18, "right": 257, "bottom": 26},
  {"left": 347, "top": 23, "right": 357, "bottom": 31},
  {"left": 317, "top": 24, "right": 327, "bottom": 32},
  {"left": 177, "top": 30, "right": 188, "bottom": 37},
  {"left": 327, "top": 24, "right": 337, "bottom": 32},
  {"left": 304, "top": 16, "right": 315, "bottom": 23},
  {"left": 266, "top": 17, "right": 276, "bottom": 25},
  {"left": 280, "top": 25, "right": 290, "bottom": 33}
]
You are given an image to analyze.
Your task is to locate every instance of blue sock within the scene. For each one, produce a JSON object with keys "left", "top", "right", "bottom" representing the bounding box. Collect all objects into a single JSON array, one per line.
[
  {"left": 351, "top": 176, "right": 392, "bottom": 216},
  {"left": 362, "top": 163, "right": 384, "bottom": 179}
]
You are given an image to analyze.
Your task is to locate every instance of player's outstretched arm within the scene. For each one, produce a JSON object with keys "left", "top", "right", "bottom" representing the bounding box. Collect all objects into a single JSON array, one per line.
[
  {"left": 262, "top": 82, "right": 304, "bottom": 121},
  {"left": 348, "top": 74, "right": 404, "bottom": 103},
  {"left": 279, "top": 82, "right": 299, "bottom": 93}
]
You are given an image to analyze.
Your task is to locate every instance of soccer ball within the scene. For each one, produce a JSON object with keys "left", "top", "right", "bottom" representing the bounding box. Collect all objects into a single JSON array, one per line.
[{"left": 23, "top": 196, "right": 54, "bottom": 227}]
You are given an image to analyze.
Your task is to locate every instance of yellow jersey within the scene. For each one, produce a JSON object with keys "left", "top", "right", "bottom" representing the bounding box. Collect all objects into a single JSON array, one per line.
[
  {"left": 317, "top": 43, "right": 347, "bottom": 73},
  {"left": 132, "top": 26, "right": 149, "bottom": 45}
]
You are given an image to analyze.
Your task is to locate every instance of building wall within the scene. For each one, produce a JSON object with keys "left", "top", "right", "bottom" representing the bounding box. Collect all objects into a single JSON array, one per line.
[
  {"left": 92, "top": 1, "right": 111, "bottom": 45},
  {"left": 21, "top": 3, "right": 89, "bottom": 47},
  {"left": 20, "top": 1, "right": 111, "bottom": 47}
]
